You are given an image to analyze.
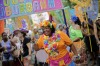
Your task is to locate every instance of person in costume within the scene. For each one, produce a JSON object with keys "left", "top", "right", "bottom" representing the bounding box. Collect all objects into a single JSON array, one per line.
[
  {"left": 34, "top": 20, "right": 78, "bottom": 66},
  {"left": 82, "top": 16, "right": 99, "bottom": 66},
  {"left": 69, "top": 16, "right": 87, "bottom": 66},
  {"left": 17, "top": 29, "right": 32, "bottom": 66}
]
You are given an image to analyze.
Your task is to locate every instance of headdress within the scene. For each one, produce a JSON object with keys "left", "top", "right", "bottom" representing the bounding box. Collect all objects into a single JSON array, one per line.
[{"left": 41, "top": 20, "right": 56, "bottom": 28}]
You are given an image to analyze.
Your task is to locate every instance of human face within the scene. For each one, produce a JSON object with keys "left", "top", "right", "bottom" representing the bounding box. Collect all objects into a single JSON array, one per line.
[
  {"left": 59, "top": 25, "right": 63, "bottom": 31},
  {"left": 18, "top": 32, "right": 23, "bottom": 38},
  {"left": 33, "top": 29, "right": 38, "bottom": 34},
  {"left": 2, "top": 33, "right": 7, "bottom": 39},
  {"left": 43, "top": 27, "right": 51, "bottom": 36}
]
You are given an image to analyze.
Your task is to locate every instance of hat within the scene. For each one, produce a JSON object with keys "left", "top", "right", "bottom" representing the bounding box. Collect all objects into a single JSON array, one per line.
[
  {"left": 20, "top": 28, "right": 29, "bottom": 33},
  {"left": 71, "top": 16, "right": 78, "bottom": 22},
  {"left": 13, "top": 30, "right": 20, "bottom": 35}
]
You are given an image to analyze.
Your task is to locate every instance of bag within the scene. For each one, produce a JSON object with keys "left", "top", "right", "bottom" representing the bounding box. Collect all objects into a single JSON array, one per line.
[{"left": 4, "top": 53, "right": 10, "bottom": 60}]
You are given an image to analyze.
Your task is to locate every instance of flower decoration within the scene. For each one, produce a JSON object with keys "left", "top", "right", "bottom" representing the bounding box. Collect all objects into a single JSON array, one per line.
[
  {"left": 41, "top": 20, "right": 57, "bottom": 29},
  {"left": 42, "top": 20, "right": 50, "bottom": 27},
  {"left": 43, "top": 31, "right": 61, "bottom": 57}
]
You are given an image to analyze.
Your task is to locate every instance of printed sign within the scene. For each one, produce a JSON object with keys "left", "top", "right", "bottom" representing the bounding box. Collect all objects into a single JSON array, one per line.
[{"left": 0, "top": 0, "right": 63, "bottom": 20}]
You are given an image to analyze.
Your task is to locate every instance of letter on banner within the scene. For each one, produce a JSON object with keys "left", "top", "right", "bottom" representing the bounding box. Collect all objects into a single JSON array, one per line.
[
  {"left": 12, "top": 5, "right": 19, "bottom": 15},
  {"left": 48, "top": 0, "right": 55, "bottom": 8},
  {"left": 0, "top": 6, "right": 5, "bottom": 18},
  {"left": 5, "top": 6, "right": 12, "bottom": 16},
  {"left": 33, "top": 1, "right": 40, "bottom": 11},
  {"left": 19, "top": 3, "right": 25, "bottom": 13},
  {"left": 26, "top": 3, "right": 32, "bottom": 12},
  {"left": 40, "top": 0, "right": 46, "bottom": 10},
  {"left": 3, "top": 0, "right": 10, "bottom": 6},
  {"left": 12, "top": 0, "right": 18, "bottom": 4},
  {"left": 18, "top": 0, "right": 24, "bottom": 3}
]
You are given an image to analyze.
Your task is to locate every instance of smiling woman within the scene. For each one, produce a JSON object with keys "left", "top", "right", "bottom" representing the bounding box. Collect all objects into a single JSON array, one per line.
[{"left": 34, "top": 20, "right": 77, "bottom": 66}]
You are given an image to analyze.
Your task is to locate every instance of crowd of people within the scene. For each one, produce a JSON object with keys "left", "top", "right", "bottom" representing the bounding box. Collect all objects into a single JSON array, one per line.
[{"left": 0, "top": 15, "right": 100, "bottom": 66}]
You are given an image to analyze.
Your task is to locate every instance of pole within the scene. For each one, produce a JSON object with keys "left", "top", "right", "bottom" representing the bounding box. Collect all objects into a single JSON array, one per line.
[{"left": 62, "top": 9, "right": 69, "bottom": 36}]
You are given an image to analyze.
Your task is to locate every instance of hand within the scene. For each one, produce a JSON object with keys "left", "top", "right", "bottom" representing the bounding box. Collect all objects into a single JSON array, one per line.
[{"left": 97, "top": 41, "right": 100, "bottom": 44}]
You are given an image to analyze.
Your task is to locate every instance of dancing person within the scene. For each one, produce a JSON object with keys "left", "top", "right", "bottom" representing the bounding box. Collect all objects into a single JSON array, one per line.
[
  {"left": 11, "top": 30, "right": 23, "bottom": 66},
  {"left": 0, "top": 32, "right": 15, "bottom": 66},
  {"left": 69, "top": 16, "right": 87, "bottom": 66},
  {"left": 17, "top": 30, "right": 32, "bottom": 66},
  {"left": 82, "top": 18, "right": 99, "bottom": 66},
  {"left": 34, "top": 20, "right": 78, "bottom": 66}
]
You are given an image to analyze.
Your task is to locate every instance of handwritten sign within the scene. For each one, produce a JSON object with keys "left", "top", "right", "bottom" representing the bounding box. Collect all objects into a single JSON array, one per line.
[{"left": 0, "top": 0, "right": 63, "bottom": 19}]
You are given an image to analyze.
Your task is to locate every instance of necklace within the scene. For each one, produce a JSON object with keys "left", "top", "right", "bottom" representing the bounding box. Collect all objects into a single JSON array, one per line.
[{"left": 43, "top": 31, "right": 61, "bottom": 57}]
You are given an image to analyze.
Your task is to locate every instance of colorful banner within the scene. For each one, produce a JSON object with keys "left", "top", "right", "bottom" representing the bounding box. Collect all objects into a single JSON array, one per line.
[
  {"left": 0, "top": 20, "right": 5, "bottom": 35},
  {"left": 69, "top": 9, "right": 75, "bottom": 16},
  {"left": 0, "top": 0, "right": 63, "bottom": 20},
  {"left": 4, "top": 28, "right": 10, "bottom": 35},
  {"left": 15, "top": 15, "right": 31, "bottom": 30},
  {"left": 87, "top": 0, "right": 98, "bottom": 20},
  {"left": 6, "top": 23, "right": 14, "bottom": 33},
  {"left": 64, "top": 7, "right": 71, "bottom": 25},
  {"left": 74, "top": 5, "right": 84, "bottom": 22},
  {"left": 33, "top": 0, "right": 63, "bottom": 12}
]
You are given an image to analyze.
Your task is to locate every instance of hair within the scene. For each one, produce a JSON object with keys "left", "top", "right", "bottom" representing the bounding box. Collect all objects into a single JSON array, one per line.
[
  {"left": 1, "top": 32, "right": 6, "bottom": 37},
  {"left": 50, "top": 25, "right": 55, "bottom": 33},
  {"left": 20, "top": 31, "right": 27, "bottom": 37},
  {"left": 74, "top": 17, "right": 81, "bottom": 27}
]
